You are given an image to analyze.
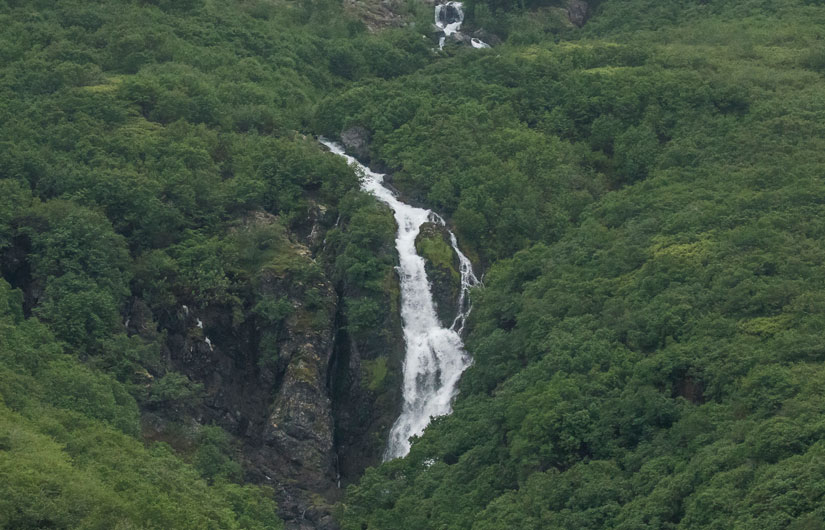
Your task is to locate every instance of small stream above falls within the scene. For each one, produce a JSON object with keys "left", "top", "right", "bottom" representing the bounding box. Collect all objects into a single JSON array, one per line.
[
  {"left": 435, "top": 1, "right": 490, "bottom": 50},
  {"left": 320, "top": 139, "right": 480, "bottom": 460}
]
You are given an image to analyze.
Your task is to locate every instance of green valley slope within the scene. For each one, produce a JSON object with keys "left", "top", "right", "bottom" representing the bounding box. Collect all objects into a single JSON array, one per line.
[{"left": 326, "top": 1, "right": 825, "bottom": 528}]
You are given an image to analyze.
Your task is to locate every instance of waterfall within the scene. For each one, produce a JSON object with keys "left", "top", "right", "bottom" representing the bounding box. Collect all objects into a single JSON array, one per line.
[
  {"left": 435, "top": 1, "right": 464, "bottom": 38},
  {"left": 435, "top": 1, "right": 489, "bottom": 50},
  {"left": 320, "top": 139, "right": 480, "bottom": 460}
]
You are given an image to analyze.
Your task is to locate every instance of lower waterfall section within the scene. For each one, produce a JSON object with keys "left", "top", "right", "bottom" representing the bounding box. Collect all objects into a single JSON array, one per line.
[{"left": 321, "top": 139, "right": 479, "bottom": 460}]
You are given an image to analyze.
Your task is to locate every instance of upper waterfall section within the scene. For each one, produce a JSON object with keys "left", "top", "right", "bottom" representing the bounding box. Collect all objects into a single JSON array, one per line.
[
  {"left": 320, "top": 139, "right": 480, "bottom": 460},
  {"left": 434, "top": 1, "right": 490, "bottom": 49},
  {"left": 436, "top": 1, "right": 464, "bottom": 36}
]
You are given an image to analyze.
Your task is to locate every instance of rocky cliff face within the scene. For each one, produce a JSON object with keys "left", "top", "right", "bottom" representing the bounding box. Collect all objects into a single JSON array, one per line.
[
  {"left": 330, "top": 273, "right": 405, "bottom": 482},
  {"left": 134, "top": 214, "right": 338, "bottom": 528},
  {"left": 566, "top": 0, "right": 590, "bottom": 27},
  {"left": 340, "top": 126, "right": 372, "bottom": 162},
  {"left": 342, "top": 0, "right": 414, "bottom": 32},
  {"left": 130, "top": 202, "right": 404, "bottom": 529},
  {"left": 258, "top": 265, "right": 339, "bottom": 528}
]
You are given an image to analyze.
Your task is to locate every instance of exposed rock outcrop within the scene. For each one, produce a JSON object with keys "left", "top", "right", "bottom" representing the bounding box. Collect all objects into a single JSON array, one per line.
[
  {"left": 143, "top": 213, "right": 343, "bottom": 529},
  {"left": 445, "top": 31, "right": 473, "bottom": 46},
  {"left": 330, "top": 320, "right": 404, "bottom": 482},
  {"left": 436, "top": 2, "right": 463, "bottom": 25},
  {"left": 329, "top": 204, "right": 405, "bottom": 483},
  {"left": 342, "top": 0, "right": 407, "bottom": 32},
  {"left": 129, "top": 198, "right": 411, "bottom": 529},
  {"left": 472, "top": 28, "right": 502, "bottom": 47},
  {"left": 567, "top": 0, "right": 590, "bottom": 27},
  {"left": 340, "top": 126, "right": 372, "bottom": 162},
  {"left": 259, "top": 266, "right": 340, "bottom": 529},
  {"left": 432, "top": 1, "right": 496, "bottom": 49},
  {"left": 415, "top": 222, "right": 461, "bottom": 327}
]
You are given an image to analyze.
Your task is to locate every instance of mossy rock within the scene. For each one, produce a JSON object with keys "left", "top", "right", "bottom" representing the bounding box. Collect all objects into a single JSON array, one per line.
[
  {"left": 415, "top": 222, "right": 460, "bottom": 327},
  {"left": 361, "top": 357, "right": 388, "bottom": 392}
]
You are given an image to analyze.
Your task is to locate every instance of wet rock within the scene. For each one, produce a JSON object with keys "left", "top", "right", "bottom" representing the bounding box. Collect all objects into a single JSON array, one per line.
[
  {"left": 437, "top": 2, "right": 463, "bottom": 25},
  {"left": 158, "top": 212, "right": 344, "bottom": 529},
  {"left": 472, "top": 28, "right": 501, "bottom": 46},
  {"left": 343, "top": 0, "right": 406, "bottom": 31},
  {"left": 289, "top": 200, "right": 333, "bottom": 255},
  {"left": 415, "top": 222, "right": 460, "bottom": 327},
  {"left": 340, "top": 126, "right": 371, "bottom": 161},
  {"left": 567, "top": 0, "right": 589, "bottom": 27},
  {"left": 256, "top": 267, "right": 341, "bottom": 524},
  {"left": 124, "top": 298, "right": 158, "bottom": 340},
  {"left": 446, "top": 31, "right": 473, "bottom": 46},
  {"left": 329, "top": 202, "right": 405, "bottom": 485}
]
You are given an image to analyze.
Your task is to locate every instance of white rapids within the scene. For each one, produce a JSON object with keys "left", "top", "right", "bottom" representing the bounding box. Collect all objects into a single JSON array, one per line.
[
  {"left": 321, "top": 139, "right": 480, "bottom": 460},
  {"left": 435, "top": 1, "right": 489, "bottom": 50},
  {"left": 436, "top": 1, "right": 464, "bottom": 38}
]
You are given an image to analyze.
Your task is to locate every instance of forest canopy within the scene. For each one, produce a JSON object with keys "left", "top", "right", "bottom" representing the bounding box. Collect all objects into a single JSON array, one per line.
[
  {"left": 328, "top": 1, "right": 825, "bottom": 529},
  {"left": 3, "top": 0, "right": 825, "bottom": 528}
]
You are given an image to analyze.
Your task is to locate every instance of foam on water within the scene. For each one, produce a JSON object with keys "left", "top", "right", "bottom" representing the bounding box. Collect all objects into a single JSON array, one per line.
[
  {"left": 435, "top": 2, "right": 489, "bottom": 50},
  {"left": 321, "top": 139, "right": 479, "bottom": 460}
]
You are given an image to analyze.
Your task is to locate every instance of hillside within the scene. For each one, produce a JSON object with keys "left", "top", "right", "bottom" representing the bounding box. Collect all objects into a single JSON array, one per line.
[
  {"left": 3, "top": 0, "right": 825, "bottom": 529},
  {"left": 330, "top": 1, "right": 825, "bottom": 528},
  {"left": 0, "top": 1, "right": 414, "bottom": 527}
]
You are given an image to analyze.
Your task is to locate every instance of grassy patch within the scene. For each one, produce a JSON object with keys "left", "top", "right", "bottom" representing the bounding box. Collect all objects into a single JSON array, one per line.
[
  {"left": 361, "top": 357, "right": 388, "bottom": 392},
  {"left": 416, "top": 233, "right": 459, "bottom": 284}
]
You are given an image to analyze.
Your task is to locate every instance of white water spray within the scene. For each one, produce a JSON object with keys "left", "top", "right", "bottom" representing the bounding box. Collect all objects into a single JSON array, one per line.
[
  {"left": 435, "top": 1, "right": 489, "bottom": 50},
  {"left": 321, "top": 139, "right": 480, "bottom": 460},
  {"left": 436, "top": 1, "right": 464, "bottom": 37}
]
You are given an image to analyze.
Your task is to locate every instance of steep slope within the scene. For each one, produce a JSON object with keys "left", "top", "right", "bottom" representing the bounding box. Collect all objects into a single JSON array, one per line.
[
  {"left": 320, "top": 1, "right": 825, "bottom": 528},
  {"left": 5, "top": 0, "right": 825, "bottom": 529},
  {"left": 0, "top": 0, "right": 427, "bottom": 527}
]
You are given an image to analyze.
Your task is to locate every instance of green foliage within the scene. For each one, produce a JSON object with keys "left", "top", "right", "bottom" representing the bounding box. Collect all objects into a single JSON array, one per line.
[
  {"left": 35, "top": 273, "right": 122, "bottom": 351},
  {"left": 193, "top": 425, "right": 245, "bottom": 483},
  {"left": 0, "top": 403, "right": 282, "bottom": 530},
  {"left": 345, "top": 297, "right": 382, "bottom": 337},
  {"left": 5, "top": 0, "right": 825, "bottom": 527},
  {"left": 326, "top": 191, "right": 400, "bottom": 349},
  {"left": 253, "top": 295, "right": 294, "bottom": 326},
  {"left": 18, "top": 200, "right": 130, "bottom": 350},
  {"left": 335, "top": 2, "right": 825, "bottom": 529},
  {"left": 362, "top": 357, "right": 389, "bottom": 392},
  {"left": 0, "top": 278, "right": 281, "bottom": 528},
  {"left": 416, "top": 231, "right": 459, "bottom": 283},
  {"left": 41, "top": 357, "right": 141, "bottom": 435},
  {"left": 0, "top": 0, "right": 412, "bottom": 525},
  {"left": 147, "top": 372, "right": 204, "bottom": 409}
]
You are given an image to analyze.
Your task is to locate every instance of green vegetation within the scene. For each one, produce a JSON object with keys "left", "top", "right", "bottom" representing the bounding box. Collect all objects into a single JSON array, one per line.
[
  {"left": 4, "top": 0, "right": 825, "bottom": 527},
  {"left": 0, "top": 278, "right": 282, "bottom": 529},
  {"left": 329, "top": 1, "right": 825, "bottom": 529},
  {"left": 0, "top": 0, "right": 414, "bottom": 525},
  {"left": 416, "top": 229, "right": 460, "bottom": 284},
  {"left": 362, "top": 357, "right": 389, "bottom": 392},
  {"left": 326, "top": 192, "right": 399, "bottom": 343}
]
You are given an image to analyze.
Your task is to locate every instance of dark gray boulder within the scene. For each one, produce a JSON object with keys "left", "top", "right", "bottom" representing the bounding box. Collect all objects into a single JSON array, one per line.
[
  {"left": 437, "top": 3, "right": 462, "bottom": 25},
  {"left": 415, "top": 222, "right": 461, "bottom": 327},
  {"left": 340, "top": 126, "right": 371, "bottom": 161},
  {"left": 472, "top": 29, "right": 501, "bottom": 46},
  {"left": 567, "top": 0, "right": 589, "bottom": 27}
]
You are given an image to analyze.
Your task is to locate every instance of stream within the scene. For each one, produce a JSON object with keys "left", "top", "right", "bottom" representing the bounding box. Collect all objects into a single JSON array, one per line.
[{"left": 320, "top": 139, "right": 479, "bottom": 460}]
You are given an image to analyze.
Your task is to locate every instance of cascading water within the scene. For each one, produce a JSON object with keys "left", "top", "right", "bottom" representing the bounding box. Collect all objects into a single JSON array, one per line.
[
  {"left": 320, "top": 139, "right": 480, "bottom": 460},
  {"left": 435, "top": 1, "right": 464, "bottom": 49},
  {"left": 434, "top": 1, "right": 488, "bottom": 50}
]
